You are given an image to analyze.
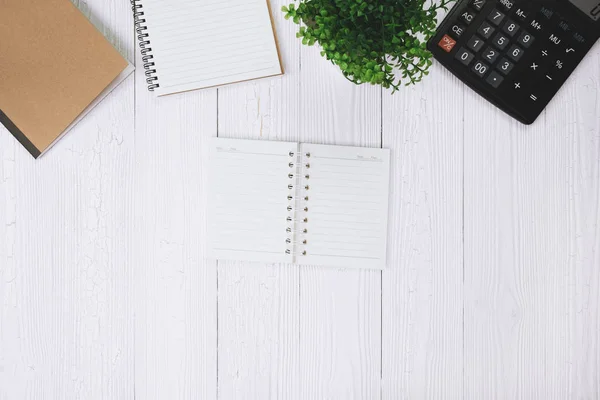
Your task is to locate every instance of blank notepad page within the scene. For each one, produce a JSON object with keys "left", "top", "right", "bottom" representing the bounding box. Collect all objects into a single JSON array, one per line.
[
  {"left": 207, "top": 138, "right": 296, "bottom": 264},
  {"left": 142, "top": 0, "right": 282, "bottom": 95},
  {"left": 298, "top": 143, "right": 390, "bottom": 269}
]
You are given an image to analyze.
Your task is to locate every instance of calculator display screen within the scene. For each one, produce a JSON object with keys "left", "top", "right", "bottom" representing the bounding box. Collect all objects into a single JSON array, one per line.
[{"left": 570, "top": 0, "right": 600, "bottom": 21}]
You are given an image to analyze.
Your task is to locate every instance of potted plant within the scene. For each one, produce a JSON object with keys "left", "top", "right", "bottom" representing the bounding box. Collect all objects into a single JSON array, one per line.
[{"left": 283, "top": 0, "right": 454, "bottom": 91}]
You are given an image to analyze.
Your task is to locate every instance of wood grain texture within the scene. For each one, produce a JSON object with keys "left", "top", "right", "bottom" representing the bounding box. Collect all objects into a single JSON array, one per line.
[
  {"left": 464, "top": 42, "right": 600, "bottom": 400},
  {"left": 381, "top": 64, "right": 464, "bottom": 400},
  {"left": 1, "top": 0, "right": 600, "bottom": 398},
  {"left": 298, "top": 40, "right": 383, "bottom": 400},
  {"left": 0, "top": 0, "right": 135, "bottom": 399},
  {"left": 132, "top": 40, "right": 218, "bottom": 400},
  {"left": 216, "top": 1, "right": 300, "bottom": 398}
]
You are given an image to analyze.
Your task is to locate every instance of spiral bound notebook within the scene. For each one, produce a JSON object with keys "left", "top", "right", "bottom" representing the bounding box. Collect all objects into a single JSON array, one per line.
[
  {"left": 208, "top": 138, "right": 391, "bottom": 269},
  {"left": 132, "top": 0, "right": 283, "bottom": 96},
  {"left": 0, "top": 0, "right": 134, "bottom": 158}
]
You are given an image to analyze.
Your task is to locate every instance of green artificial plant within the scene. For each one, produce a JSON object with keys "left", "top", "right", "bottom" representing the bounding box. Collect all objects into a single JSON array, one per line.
[{"left": 283, "top": 0, "right": 455, "bottom": 91}]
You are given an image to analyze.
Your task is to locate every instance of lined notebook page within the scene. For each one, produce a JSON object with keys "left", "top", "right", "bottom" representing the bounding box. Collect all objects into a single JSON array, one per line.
[
  {"left": 207, "top": 138, "right": 297, "bottom": 264},
  {"left": 142, "top": 0, "right": 282, "bottom": 95},
  {"left": 297, "top": 143, "right": 391, "bottom": 269}
]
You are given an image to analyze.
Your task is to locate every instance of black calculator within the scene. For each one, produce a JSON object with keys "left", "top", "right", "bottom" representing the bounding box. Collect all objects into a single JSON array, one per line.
[{"left": 427, "top": 0, "right": 600, "bottom": 124}]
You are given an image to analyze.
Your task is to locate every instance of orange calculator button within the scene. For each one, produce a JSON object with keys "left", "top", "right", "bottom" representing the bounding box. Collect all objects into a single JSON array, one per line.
[{"left": 438, "top": 34, "right": 457, "bottom": 52}]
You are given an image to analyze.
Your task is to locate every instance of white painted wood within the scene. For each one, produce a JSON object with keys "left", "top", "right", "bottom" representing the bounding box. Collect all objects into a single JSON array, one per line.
[
  {"left": 464, "top": 43, "right": 600, "bottom": 400},
  {"left": 132, "top": 31, "right": 218, "bottom": 400},
  {"left": 298, "top": 39, "right": 383, "bottom": 400},
  {"left": 0, "top": 0, "right": 135, "bottom": 399},
  {"left": 1, "top": 0, "right": 599, "bottom": 398},
  {"left": 381, "top": 64, "right": 464, "bottom": 399},
  {"left": 215, "top": 1, "right": 300, "bottom": 398}
]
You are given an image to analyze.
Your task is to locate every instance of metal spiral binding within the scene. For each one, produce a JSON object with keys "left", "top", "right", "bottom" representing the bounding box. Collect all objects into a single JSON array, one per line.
[
  {"left": 286, "top": 150, "right": 311, "bottom": 258},
  {"left": 286, "top": 151, "right": 296, "bottom": 256},
  {"left": 299, "top": 152, "right": 310, "bottom": 257},
  {"left": 131, "top": 0, "right": 159, "bottom": 91}
]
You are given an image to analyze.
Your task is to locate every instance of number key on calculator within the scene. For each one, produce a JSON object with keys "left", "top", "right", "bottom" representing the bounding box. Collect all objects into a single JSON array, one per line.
[{"left": 427, "top": 0, "right": 600, "bottom": 124}]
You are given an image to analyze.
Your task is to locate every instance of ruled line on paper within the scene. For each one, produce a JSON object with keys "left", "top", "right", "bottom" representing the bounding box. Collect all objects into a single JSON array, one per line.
[{"left": 143, "top": 0, "right": 281, "bottom": 94}]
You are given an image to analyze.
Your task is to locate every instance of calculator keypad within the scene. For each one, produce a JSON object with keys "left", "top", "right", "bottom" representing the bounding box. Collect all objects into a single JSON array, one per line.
[
  {"left": 467, "top": 35, "right": 486, "bottom": 52},
  {"left": 488, "top": 9, "right": 506, "bottom": 26},
  {"left": 516, "top": 31, "right": 535, "bottom": 48},
  {"left": 502, "top": 20, "right": 520, "bottom": 36},
  {"left": 492, "top": 33, "right": 510, "bottom": 50},
  {"left": 496, "top": 58, "right": 514, "bottom": 75},
  {"left": 506, "top": 44, "right": 525, "bottom": 61},
  {"left": 471, "top": 0, "right": 486, "bottom": 12},
  {"left": 477, "top": 21, "right": 496, "bottom": 39},
  {"left": 430, "top": 0, "right": 598, "bottom": 124},
  {"left": 486, "top": 71, "right": 504, "bottom": 88},
  {"left": 455, "top": 47, "right": 475, "bottom": 65},
  {"left": 482, "top": 47, "right": 500, "bottom": 63}
]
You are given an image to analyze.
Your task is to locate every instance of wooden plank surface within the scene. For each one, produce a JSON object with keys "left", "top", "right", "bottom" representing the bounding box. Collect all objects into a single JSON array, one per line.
[
  {"left": 298, "top": 39, "right": 383, "bottom": 400},
  {"left": 0, "top": 0, "right": 599, "bottom": 398},
  {"left": 0, "top": 0, "right": 135, "bottom": 398},
  {"left": 463, "top": 43, "right": 600, "bottom": 400},
  {"left": 215, "top": 0, "right": 300, "bottom": 398},
  {"left": 381, "top": 64, "right": 464, "bottom": 399},
  {"left": 132, "top": 30, "right": 218, "bottom": 400}
]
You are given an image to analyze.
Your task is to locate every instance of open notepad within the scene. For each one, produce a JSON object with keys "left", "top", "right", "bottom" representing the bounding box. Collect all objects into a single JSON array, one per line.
[
  {"left": 134, "top": 0, "right": 283, "bottom": 95},
  {"left": 208, "top": 138, "right": 391, "bottom": 269}
]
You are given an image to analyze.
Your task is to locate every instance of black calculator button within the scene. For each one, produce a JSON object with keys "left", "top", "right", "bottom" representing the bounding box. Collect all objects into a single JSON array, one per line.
[
  {"left": 460, "top": 9, "right": 477, "bottom": 25},
  {"left": 488, "top": 9, "right": 506, "bottom": 26},
  {"left": 455, "top": 47, "right": 475, "bottom": 66},
  {"left": 497, "top": 0, "right": 515, "bottom": 11},
  {"left": 514, "top": 7, "right": 529, "bottom": 22},
  {"left": 482, "top": 47, "right": 500, "bottom": 64},
  {"left": 543, "top": 71, "right": 558, "bottom": 83},
  {"left": 449, "top": 23, "right": 467, "bottom": 39},
  {"left": 477, "top": 21, "right": 496, "bottom": 39},
  {"left": 529, "top": 61, "right": 541, "bottom": 72},
  {"left": 539, "top": 6, "right": 554, "bottom": 20},
  {"left": 507, "top": 44, "right": 525, "bottom": 62},
  {"left": 470, "top": 0, "right": 486, "bottom": 11},
  {"left": 486, "top": 71, "right": 504, "bottom": 88},
  {"left": 572, "top": 32, "right": 586, "bottom": 45},
  {"left": 516, "top": 31, "right": 535, "bottom": 48},
  {"left": 564, "top": 46, "right": 577, "bottom": 56},
  {"left": 502, "top": 20, "right": 520, "bottom": 37},
  {"left": 551, "top": 59, "right": 566, "bottom": 73},
  {"left": 467, "top": 35, "right": 486, "bottom": 52},
  {"left": 471, "top": 60, "right": 490, "bottom": 77},
  {"left": 548, "top": 33, "right": 563, "bottom": 46},
  {"left": 510, "top": 80, "right": 523, "bottom": 90},
  {"left": 557, "top": 20, "right": 572, "bottom": 34},
  {"left": 491, "top": 33, "right": 510, "bottom": 50},
  {"left": 496, "top": 58, "right": 515, "bottom": 75},
  {"left": 529, "top": 18, "right": 544, "bottom": 32}
]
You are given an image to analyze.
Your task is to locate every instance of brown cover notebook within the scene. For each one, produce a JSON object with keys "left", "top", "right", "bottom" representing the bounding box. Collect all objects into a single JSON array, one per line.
[{"left": 0, "top": 0, "right": 134, "bottom": 158}]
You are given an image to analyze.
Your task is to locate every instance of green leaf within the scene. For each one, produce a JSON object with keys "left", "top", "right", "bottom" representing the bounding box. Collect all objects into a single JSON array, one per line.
[{"left": 280, "top": 0, "right": 445, "bottom": 92}]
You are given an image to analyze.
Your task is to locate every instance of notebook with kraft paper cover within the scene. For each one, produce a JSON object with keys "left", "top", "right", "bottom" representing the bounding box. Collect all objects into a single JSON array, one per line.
[{"left": 0, "top": 0, "right": 134, "bottom": 158}]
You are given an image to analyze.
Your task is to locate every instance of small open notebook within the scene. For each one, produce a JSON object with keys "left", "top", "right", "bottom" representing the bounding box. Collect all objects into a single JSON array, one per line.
[
  {"left": 133, "top": 0, "right": 283, "bottom": 95},
  {"left": 208, "top": 138, "right": 391, "bottom": 269}
]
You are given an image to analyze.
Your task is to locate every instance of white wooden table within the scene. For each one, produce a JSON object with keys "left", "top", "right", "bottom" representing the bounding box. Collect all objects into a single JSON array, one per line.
[{"left": 1, "top": 0, "right": 599, "bottom": 399}]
